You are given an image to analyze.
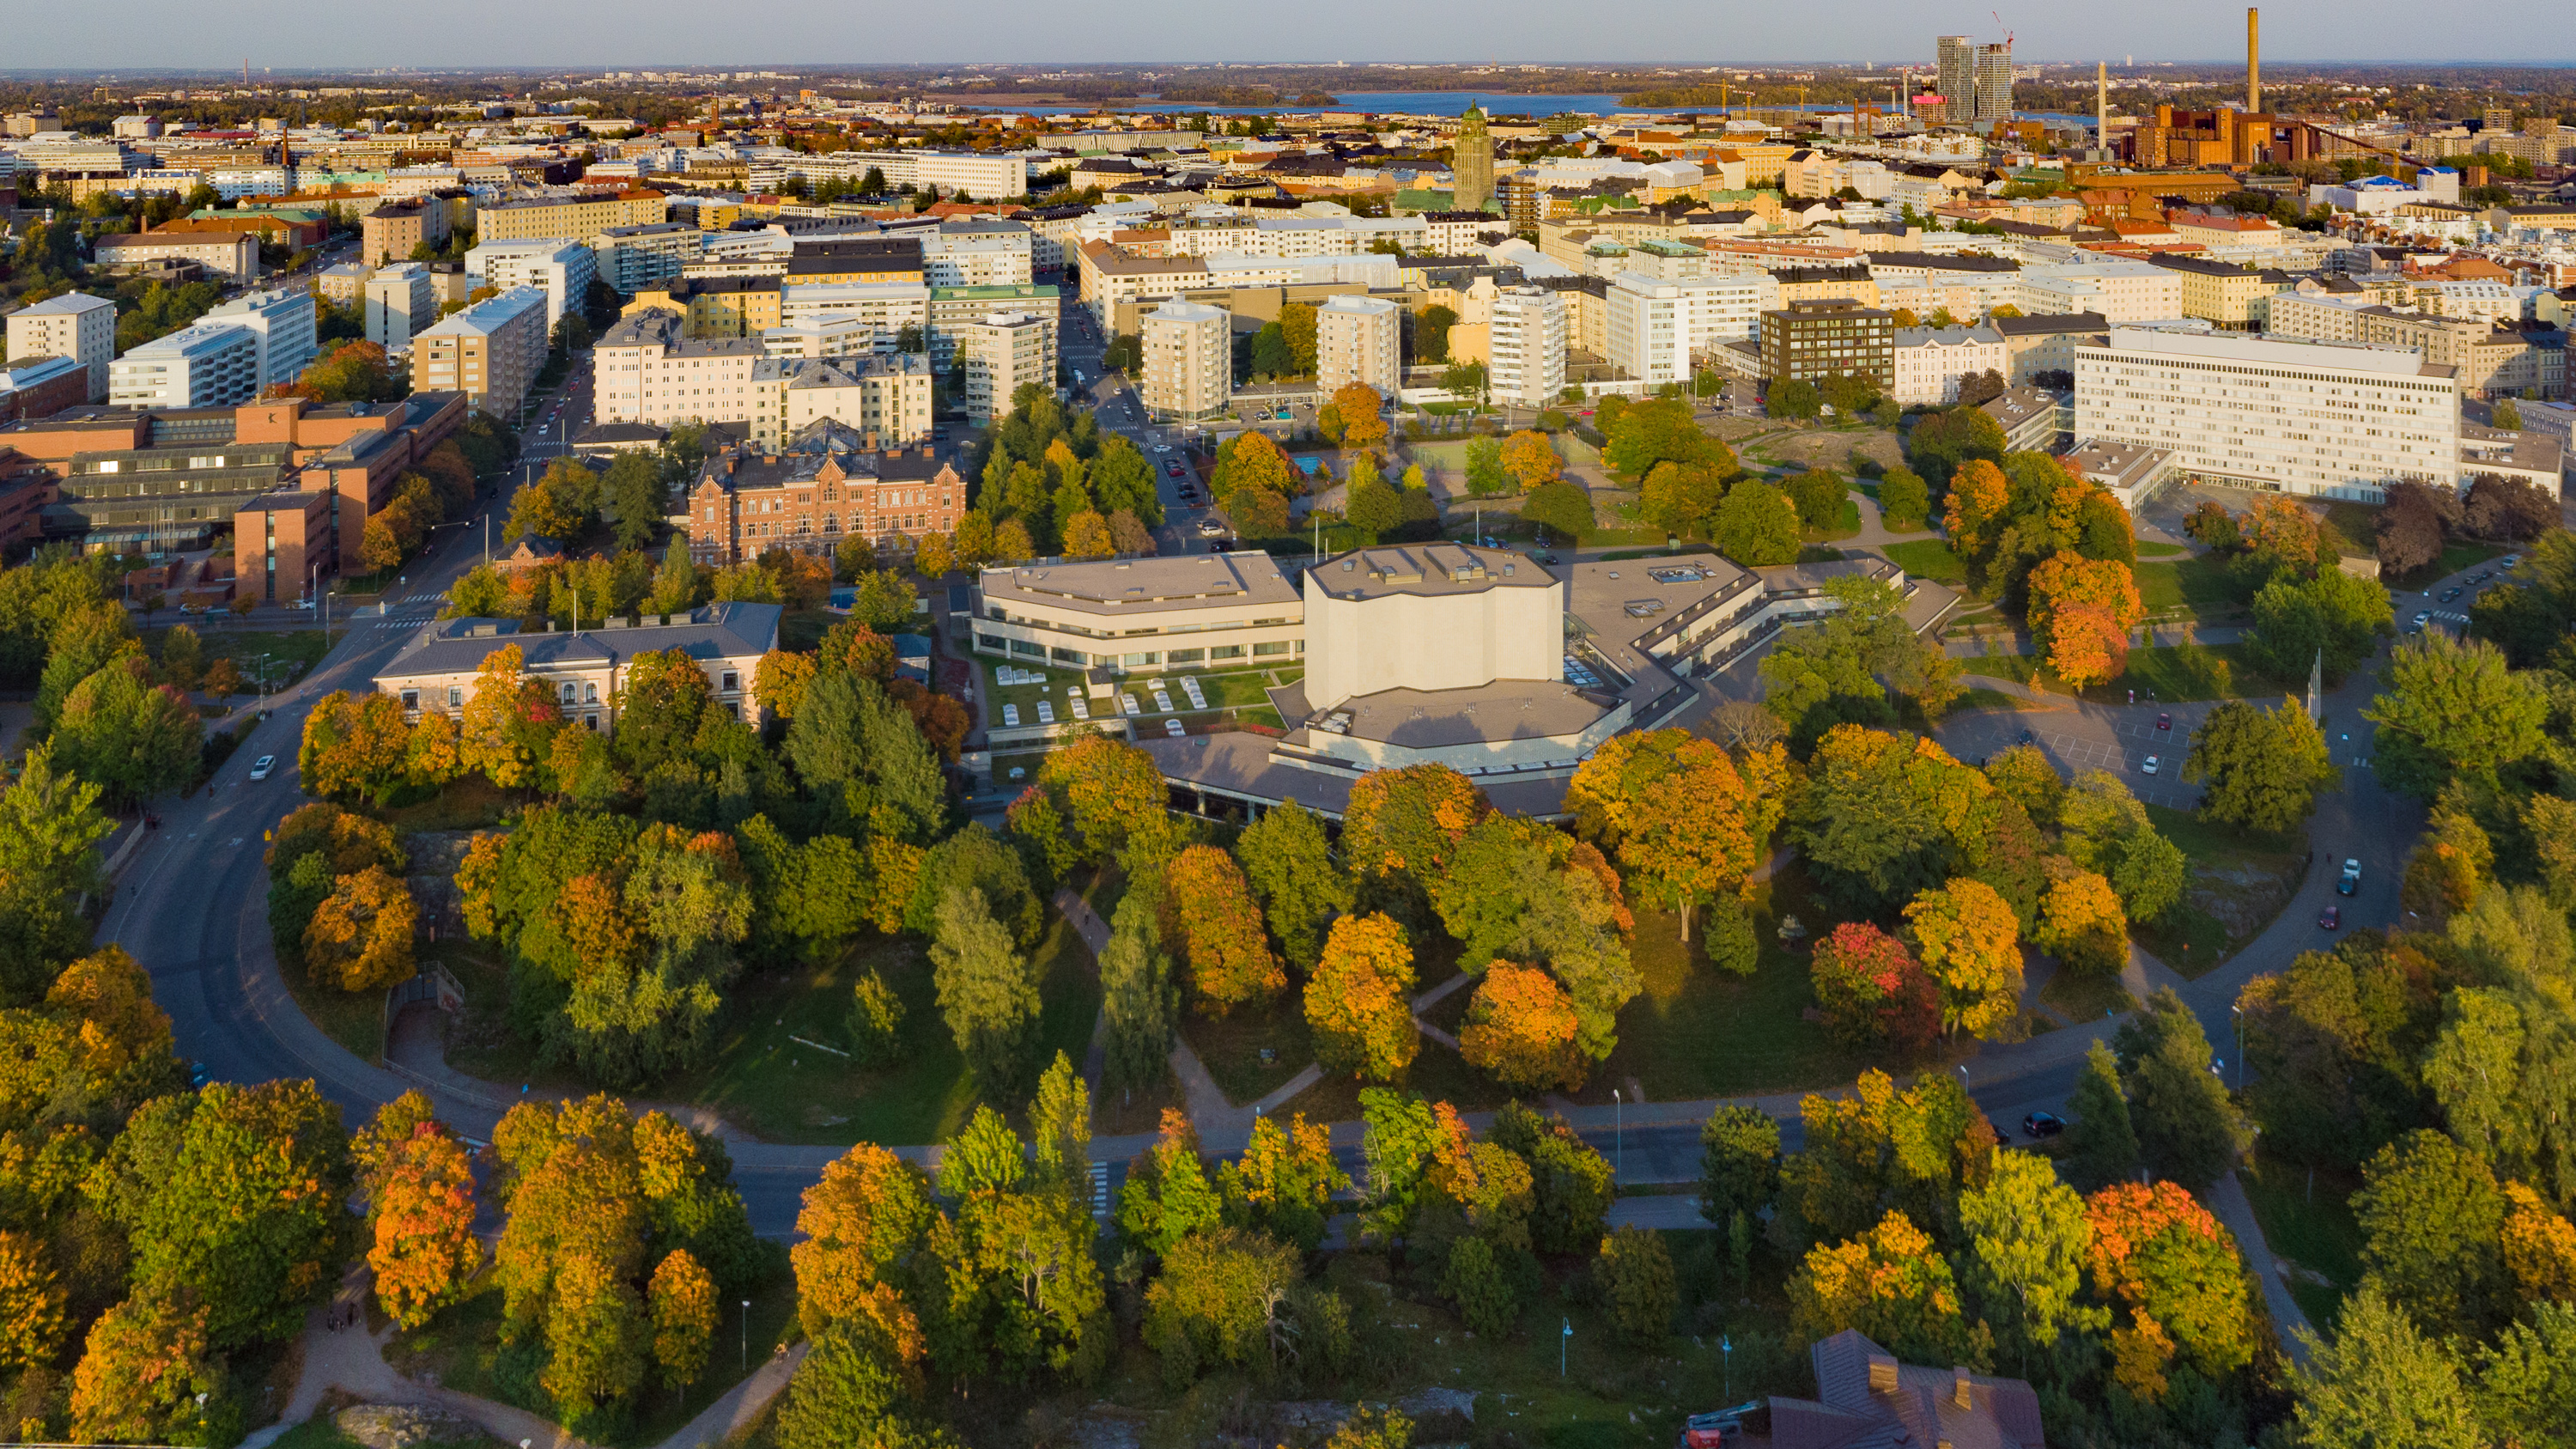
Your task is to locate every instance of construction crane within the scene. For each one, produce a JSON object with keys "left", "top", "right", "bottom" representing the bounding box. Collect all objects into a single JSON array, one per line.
[{"left": 1992, "top": 9, "right": 2014, "bottom": 45}]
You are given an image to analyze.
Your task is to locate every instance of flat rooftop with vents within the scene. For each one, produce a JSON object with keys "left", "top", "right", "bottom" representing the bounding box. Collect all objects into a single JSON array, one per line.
[{"left": 970, "top": 550, "right": 1304, "bottom": 677}]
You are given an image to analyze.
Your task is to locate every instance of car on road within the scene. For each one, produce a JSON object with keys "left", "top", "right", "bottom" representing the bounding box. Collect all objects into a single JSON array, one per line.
[
  {"left": 2142, "top": 754, "right": 2160, "bottom": 774},
  {"left": 2156, "top": 712, "right": 2171, "bottom": 731},
  {"left": 188, "top": 1061, "right": 211, "bottom": 1089},
  {"left": 1167, "top": 462, "right": 1186, "bottom": 478},
  {"left": 1163, "top": 718, "right": 1186, "bottom": 738},
  {"left": 2022, "top": 1111, "right": 2066, "bottom": 1139},
  {"left": 2017, "top": 728, "right": 2036, "bottom": 746},
  {"left": 2502, "top": 555, "right": 2521, "bottom": 569},
  {"left": 1152, "top": 443, "right": 1170, "bottom": 453},
  {"left": 2413, "top": 612, "right": 2432, "bottom": 629},
  {"left": 2339, "top": 858, "right": 2361, "bottom": 896},
  {"left": 2441, "top": 587, "right": 2464, "bottom": 602},
  {"left": 248, "top": 756, "right": 276, "bottom": 781},
  {"left": 2318, "top": 903, "right": 2341, "bottom": 929},
  {"left": 1198, "top": 520, "right": 1225, "bottom": 536}
]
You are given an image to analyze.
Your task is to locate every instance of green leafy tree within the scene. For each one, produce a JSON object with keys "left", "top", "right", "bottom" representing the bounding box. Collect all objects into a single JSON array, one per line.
[
  {"left": 2353, "top": 1130, "right": 2506, "bottom": 1341},
  {"left": 0, "top": 743, "right": 115, "bottom": 1002},
  {"left": 1099, "top": 886, "right": 1176, "bottom": 1095},
  {"left": 1490, "top": 1104, "right": 1613, "bottom": 1256},
  {"left": 1710, "top": 478, "right": 1801, "bottom": 566},
  {"left": 1596, "top": 1224, "right": 1678, "bottom": 1347},
  {"left": 2115, "top": 988, "right": 2250, "bottom": 1193},
  {"left": 49, "top": 659, "right": 201, "bottom": 806},
  {"left": 1878, "top": 466, "right": 1930, "bottom": 532},
  {"left": 1785, "top": 469, "right": 1847, "bottom": 532},
  {"left": 1232, "top": 801, "right": 1352, "bottom": 973},
  {"left": 1698, "top": 1105, "right": 1782, "bottom": 1228},
  {"left": 928, "top": 888, "right": 1040, "bottom": 1091},
  {"left": 1959, "top": 1148, "right": 2106, "bottom": 1368},
  {"left": 2063, "top": 1040, "right": 2141, "bottom": 1191},
  {"left": 2364, "top": 631, "right": 2548, "bottom": 798},
  {"left": 1522, "top": 479, "right": 1595, "bottom": 542},
  {"left": 2184, "top": 697, "right": 2338, "bottom": 831},
  {"left": 2476, "top": 1300, "right": 2576, "bottom": 1448},
  {"left": 2287, "top": 1286, "right": 2483, "bottom": 1449},
  {"left": 1358, "top": 1088, "right": 1443, "bottom": 1246}
]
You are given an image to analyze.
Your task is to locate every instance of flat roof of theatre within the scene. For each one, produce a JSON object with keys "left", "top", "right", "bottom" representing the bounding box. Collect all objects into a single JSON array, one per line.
[
  {"left": 978, "top": 549, "right": 1299, "bottom": 615},
  {"left": 1308, "top": 542, "right": 1558, "bottom": 601}
]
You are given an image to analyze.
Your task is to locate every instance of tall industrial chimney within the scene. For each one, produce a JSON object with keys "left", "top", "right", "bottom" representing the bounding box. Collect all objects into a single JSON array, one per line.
[
  {"left": 2247, "top": 7, "right": 2261, "bottom": 114},
  {"left": 2097, "top": 61, "right": 2108, "bottom": 153}
]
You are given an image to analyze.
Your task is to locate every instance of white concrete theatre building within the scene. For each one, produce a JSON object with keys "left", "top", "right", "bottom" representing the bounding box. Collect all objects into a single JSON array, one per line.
[{"left": 2074, "top": 326, "right": 2461, "bottom": 502}]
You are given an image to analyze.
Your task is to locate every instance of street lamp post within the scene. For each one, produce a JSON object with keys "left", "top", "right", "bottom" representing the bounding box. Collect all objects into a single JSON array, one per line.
[
  {"left": 2233, "top": 1005, "right": 2244, "bottom": 1093},
  {"left": 1612, "top": 1089, "right": 1622, "bottom": 1184},
  {"left": 742, "top": 1300, "right": 752, "bottom": 1373},
  {"left": 1560, "top": 1317, "right": 1571, "bottom": 1378}
]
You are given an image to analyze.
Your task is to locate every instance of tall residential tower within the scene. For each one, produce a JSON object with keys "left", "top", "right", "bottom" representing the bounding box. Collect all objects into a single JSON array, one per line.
[{"left": 1452, "top": 107, "right": 1496, "bottom": 215}]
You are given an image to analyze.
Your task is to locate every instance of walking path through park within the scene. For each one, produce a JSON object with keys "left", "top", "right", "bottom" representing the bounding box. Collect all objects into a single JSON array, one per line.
[
  {"left": 240, "top": 1264, "right": 811, "bottom": 1449},
  {"left": 2207, "top": 1172, "right": 2317, "bottom": 1362}
]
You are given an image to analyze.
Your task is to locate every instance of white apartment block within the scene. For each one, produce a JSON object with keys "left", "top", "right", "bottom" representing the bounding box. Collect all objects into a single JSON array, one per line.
[
  {"left": 744, "top": 355, "right": 934, "bottom": 447},
  {"left": 1606, "top": 276, "right": 1692, "bottom": 392},
  {"left": 593, "top": 310, "right": 762, "bottom": 430},
  {"left": 2075, "top": 327, "right": 2462, "bottom": 503},
  {"left": 919, "top": 222, "right": 1036, "bottom": 289},
  {"left": 818, "top": 149, "right": 1028, "bottom": 199},
  {"left": 593, "top": 222, "right": 702, "bottom": 295},
  {"left": 463, "top": 239, "right": 598, "bottom": 332},
  {"left": 2020, "top": 262, "right": 2184, "bottom": 325},
  {"left": 777, "top": 282, "right": 931, "bottom": 353},
  {"left": 365, "top": 265, "right": 437, "bottom": 353},
  {"left": 1892, "top": 325, "right": 2008, "bottom": 405},
  {"left": 109, "top": 323, "right": 261, "bottom": 410},
  {"left": 1139, "top": 301, "right": 1231, "bottom": 422},
  {"left": 760, "top": 317, "right": 880, "bottom": 360},
  {"left": 958, "top": 311, "right": 1057, "bottom": 426},
  {"left": 5, "top": 290, "right": 117, "bottom": 402},
  {"left": 1489, "top": 286, "right": 1568, "bottom": 408},
  {"left": 1314, "top": 294, "right": 1401, "bottom": 398},
  {"left": 203, "top": 288, "right": 319, "bottom": 393}
]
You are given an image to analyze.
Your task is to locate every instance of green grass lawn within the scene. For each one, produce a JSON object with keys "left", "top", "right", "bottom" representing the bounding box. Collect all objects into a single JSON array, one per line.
[
  {"left": 1568, "top": 867, "right": 1881, "bottom": 1105},
  {"left": 1882, "top": 539, "right": 1966, "bottom": 585},
  {"left": 278, "top": 950, "right": 386, "bottom": 1063},
  {"left": 2135, "top": 803, "right": 2310, "bottom": 977},
  {"left": 2240, "top": 1148, "right": 2366, "bottom": 1331},
  {"left": 2390, "top": 539, "right": 2506, "bottom": 588},
  {"left": 1956, "top": 686, "right": 2046, "bottom": 713},
  {"left": 371, "top": 776, "right": 514, "bottom": 833},
  {"left": 385, "top": 1265, "right": 802, "bottom": 1449},
  {"left": 2134, "top": 540, "right": 2190, "bottom": 558},
  {"left": 445, "top": 912, "right": 1099, "bottom": 1146},
  {"left": 1803, "top": 499, "right": 1862, "bottom": 543},
  {"left": 2132, "top": 553, "right": 2241, "bottom": 617},
  {"left": 2318, "top": 501, "right": 2378, "bottom": 559},
  {"left": 2039, "top": 968, "right": 2136, "bottom": 1025},
  {"left": 143, "top": 624, "right": 339, "bottom": 690},
  {"left": 1970, "top": 642, "right": 2275, "bottom": 704}
]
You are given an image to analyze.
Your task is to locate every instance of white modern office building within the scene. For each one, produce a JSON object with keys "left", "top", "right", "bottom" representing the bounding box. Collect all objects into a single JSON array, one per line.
[
  {"left": 203, "top": 287, "right": 319, "bottom": 392},
  {"left": 463, "top": 238, "right": 598, "bottom": 331},
  {"left": 1314, "top": 294, "right": 1402, "bottom": 398},
  {"left": 109, "top": 323, "right": 262, "bottom": 409},
  {"left": 3, "top": 290, "right": 117, "bottom": 402},
  {"left": 1488, "top": 286, "right": 1568, "bottom": 407},
  {"left": 2073, "top": 326, "right": 2461, "bottom": 502}
]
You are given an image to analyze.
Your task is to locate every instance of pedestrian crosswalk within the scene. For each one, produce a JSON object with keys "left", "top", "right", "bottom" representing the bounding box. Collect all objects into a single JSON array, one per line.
[{"left": 1090, "top": 1161, "right": 1109, "bottom": 1220}]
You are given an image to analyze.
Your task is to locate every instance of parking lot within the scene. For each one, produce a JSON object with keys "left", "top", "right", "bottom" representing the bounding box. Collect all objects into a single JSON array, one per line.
[{"left": 1935, "top": 701, "right": 2211, "bottom": 811}]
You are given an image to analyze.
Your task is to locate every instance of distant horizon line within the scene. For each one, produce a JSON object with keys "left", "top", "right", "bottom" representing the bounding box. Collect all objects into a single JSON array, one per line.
[{"left": 4, "top": 59, "right": 2576, "bottom": 76}]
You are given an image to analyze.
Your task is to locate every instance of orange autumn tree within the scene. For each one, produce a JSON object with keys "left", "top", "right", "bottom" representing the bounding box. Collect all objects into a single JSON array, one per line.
[
  {"left": 1038, "top": 734, "right": 1175, "bottom": 866},
  {"left": 68, "top": 1294, "right": 223, "bottom": 1446},
  {"left": 1901, "top": 877, "right": 2023, "bottom": 1040},
  {"left": 2083, "top": 1181, "right": 2257, "bottom": 1386},
  {"left": 2026, "top": 552, "right": 2144, "bottom": 690},
  {"left": 1329, "top": 381, "right": 1391, "bottom": 450},
  {"left": 1500, "top": 429, "right": 1563, "bottom": 491},
  {"left": 1303, "top": 912, "right": 1419, "bottom": 1081},
  {"left": 2502, "top": 1182, "right": 2576, "bottom": 1305},
  {"left": 1788, "top": 1209, "right": 1971, "bottom": 1362},
  {"left": 648, "top": 1249, "right": 719, "bottom": 1391},
  {"left": 1942, "top": 459, "right": 2011, "bottom": 560},
  {"left": 1566, "top": 728, "right": 1773, "bottom": 940},
  {"left": 298, "top": 689, "right": 414, "bottom": 805},
  {"left": 1165, "top": 845, "right": 1284, "bottom": 1013},
  {"left": 790, "top": 1142, "right": 937, "bottom": 1336},
  {"left": 369, "top": 1120, "right": 483, "bottom": 1328},
  {"left": 2037, "top": 868, "right": 2128, "bottom": 975},
  {"left": 0, "top": 1231, "right": 67, "bottom": 1375},
  {"left": 304, "top": 865, "right": 418, "bottom": 992},
  {"left": 1459, "top": 962, "right": 1586, "bottom": 1092}
]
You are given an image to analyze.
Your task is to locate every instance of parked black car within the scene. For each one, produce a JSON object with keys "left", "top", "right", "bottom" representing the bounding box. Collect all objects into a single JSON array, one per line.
[{"left": 2022, "top": 1111, "right": 2066, "bottom": 1139}]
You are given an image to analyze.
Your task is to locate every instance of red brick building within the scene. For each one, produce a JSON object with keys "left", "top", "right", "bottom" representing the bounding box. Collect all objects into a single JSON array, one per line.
[
  {"left": 686, "top": 423, "right": 966, "bottom": 569},
  {"left": 236, "top": 490, "right": 337, "bottom": 604}
]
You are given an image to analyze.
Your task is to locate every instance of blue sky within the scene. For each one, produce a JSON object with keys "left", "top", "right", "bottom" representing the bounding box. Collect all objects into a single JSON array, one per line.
[{"left": 9, "top": 0, "right": 2569, "bottom": 72}]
